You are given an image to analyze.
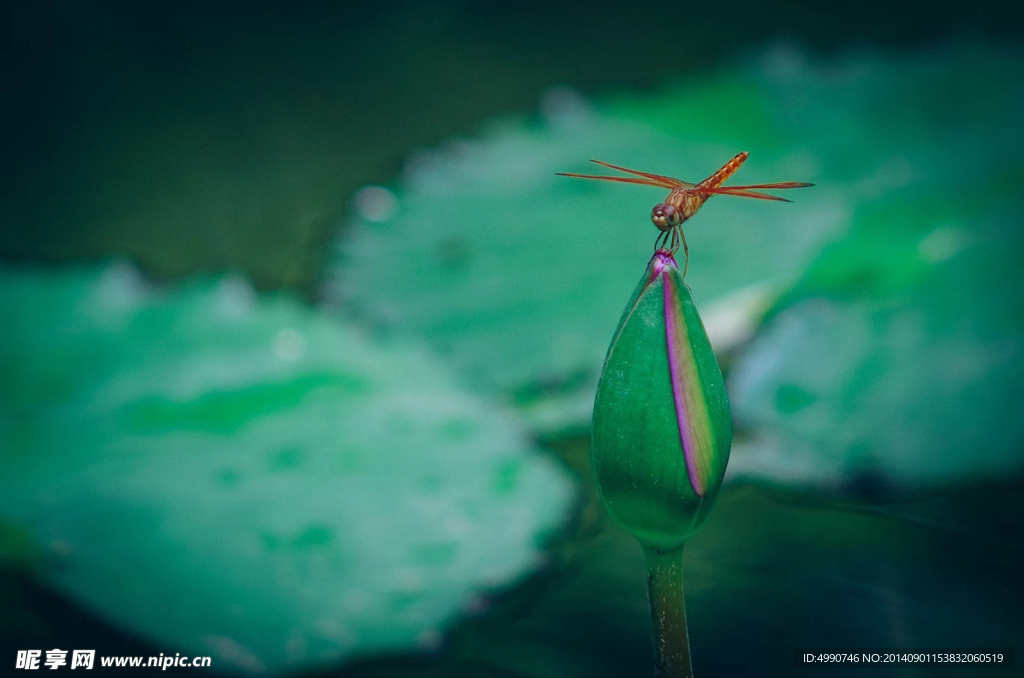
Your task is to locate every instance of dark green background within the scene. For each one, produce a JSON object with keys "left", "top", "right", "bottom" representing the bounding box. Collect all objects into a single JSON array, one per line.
[{"left": 5, "top": 0, "right": 1022, "bottom": 290}]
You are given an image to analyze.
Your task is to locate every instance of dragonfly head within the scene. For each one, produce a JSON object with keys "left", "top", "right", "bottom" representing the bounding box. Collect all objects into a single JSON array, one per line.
[{"left": 651, "top": 203, "right": 682, "bottom": 232}]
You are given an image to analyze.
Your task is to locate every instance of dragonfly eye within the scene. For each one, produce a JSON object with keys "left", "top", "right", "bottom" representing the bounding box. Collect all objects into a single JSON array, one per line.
[{"left": 651, "top": 203, "right": 680, "bottom": 231}]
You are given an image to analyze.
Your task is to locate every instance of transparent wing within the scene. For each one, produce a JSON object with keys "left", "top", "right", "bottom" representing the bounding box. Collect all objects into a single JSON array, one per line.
[
  {"left": 555, "top": 173, "right": 669, "bottom": 187},
  {"left": 714, "top": 181, "right": 815, "bottom": 190},
  {"left": 698, "top": 187, "right": 793, "bottom": 202},
  {"left": 699, "top": 182, "right": 814, "bottom": 201},
  {"left": 557, "top": 160, "right": 691, "bottom": 189},
  {"left": 587, "top": 160, "right": 692, "bottom": 188}
]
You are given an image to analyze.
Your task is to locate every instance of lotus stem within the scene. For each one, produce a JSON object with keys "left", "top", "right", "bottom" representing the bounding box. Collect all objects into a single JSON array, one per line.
[{"left": 643, "top": 545, "right": 693, "bottom": 678}]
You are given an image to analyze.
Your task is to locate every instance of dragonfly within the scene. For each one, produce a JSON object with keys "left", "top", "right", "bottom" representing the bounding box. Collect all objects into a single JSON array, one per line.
[{"left": 557, "top": 151, "right": 813, "bottom": 276}]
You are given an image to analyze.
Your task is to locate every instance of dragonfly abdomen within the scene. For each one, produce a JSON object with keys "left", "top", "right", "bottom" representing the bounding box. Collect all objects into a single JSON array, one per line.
[{"left": 696, "top": 151, "right": 749, "bottom": 190}]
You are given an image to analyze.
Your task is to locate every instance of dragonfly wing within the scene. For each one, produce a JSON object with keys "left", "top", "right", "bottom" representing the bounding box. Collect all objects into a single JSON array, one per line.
[
  {"left": 587, "top": 160, "right": 692, "bottom": 188},
  {"left": 556, "top": 173, "right": 674, "bottom": 187},
  {"left": 698, "top": 187, "right": 792, "bottom": 202},
  {"left": 714, "top": 181, "right": 814, "bottom": 190}
]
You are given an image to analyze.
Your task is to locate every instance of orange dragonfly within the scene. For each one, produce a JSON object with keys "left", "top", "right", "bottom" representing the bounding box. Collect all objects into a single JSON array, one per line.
[{"left": 558, "top": 151, "right": 813, "bottom": 276}]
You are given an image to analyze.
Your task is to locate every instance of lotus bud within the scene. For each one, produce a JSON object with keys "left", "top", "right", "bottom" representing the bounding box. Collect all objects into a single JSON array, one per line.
[{"left": 592, "top": 249, "right": 732, "bottom": 550}]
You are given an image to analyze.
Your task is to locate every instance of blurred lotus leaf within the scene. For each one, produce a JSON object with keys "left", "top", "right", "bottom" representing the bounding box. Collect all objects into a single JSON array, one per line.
[
  {"left": 325, "top": 43, "right": 1019, "bottom": 435},
  {"left": 728, "top": 152, "right": 1024, "bottom": 488},
  {"left": 0, "top": 262, "right": 574, "bottom": 673}
]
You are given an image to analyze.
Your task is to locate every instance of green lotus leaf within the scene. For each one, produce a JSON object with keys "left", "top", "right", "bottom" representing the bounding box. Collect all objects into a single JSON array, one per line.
[
  {"left": 728, "top": 163, "right": 1024, "bottom": 488},
  {"left": 0, "top": 262, "right": 574, "bottom": 673}
]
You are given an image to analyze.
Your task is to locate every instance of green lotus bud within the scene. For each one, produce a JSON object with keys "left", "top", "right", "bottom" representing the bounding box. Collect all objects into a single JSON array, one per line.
[{"left": 592, "top": 249, "right": 732, "bottom": 550}]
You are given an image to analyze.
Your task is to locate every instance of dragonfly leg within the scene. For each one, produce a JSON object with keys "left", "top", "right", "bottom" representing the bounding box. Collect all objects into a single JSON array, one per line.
[{"left": 679, "top": 228, "right": 689, "bottom": 278}]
